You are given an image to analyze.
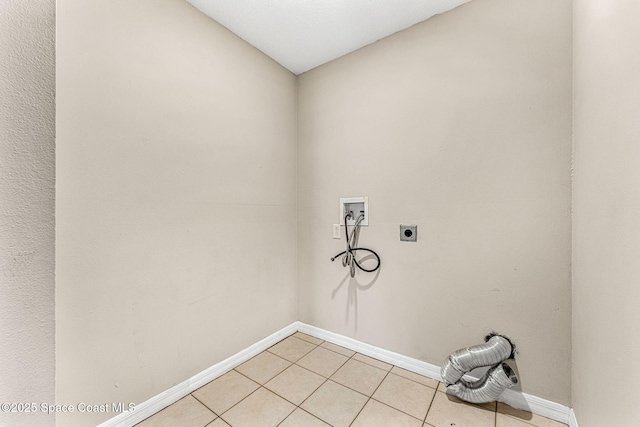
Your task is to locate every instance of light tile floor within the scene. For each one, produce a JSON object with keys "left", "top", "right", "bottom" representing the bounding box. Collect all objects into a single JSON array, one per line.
[{"left": 135, "top": 332, "right": 567, "bottom": 427}]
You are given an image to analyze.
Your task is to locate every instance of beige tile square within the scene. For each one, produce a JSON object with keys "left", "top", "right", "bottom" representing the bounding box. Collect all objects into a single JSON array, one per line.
[
  {"left": 330, "top": 358, "right": 388, "bottom": 396},
  {"left": 391, "top": 366, "right": 439, "bottom": 389},
  {"left": 296, "top": 346, "right": 349, "bottom": 377},
  {"left": 497, "top": 412, "right": 534, "bottom": 427},
  {"left": 425, "top": 391, "right": 496, "bottom": 427},
  {"left": 136, "top": 395, "right": 215, "bottom": 427},
  {"left": 192, "top": 370, "right": 259, "bottom": 415},
  {"left": 352, "top": 353, "right": 393, "bottom": 371},
  {"left": 497, "top": 403, "right": 567, "bottom": 427},
  {"left": 300, "top": 380, "right": 368, "bottom": 427},
  {"left": 352, "top": 399, "right": 423, "bottom": 427},
  {"left": 279, "top": 408, "right": 331, "bottom": 427},
  {"left": 373, "top": 372, "right": 436, "bottom": 420},
  {"left": 221, "top": 387, "right": 295, "bottom": 427},
  {"left": 320, "top": 341, "right": 356, "bottom": 357},
  {"left": 264, "top": 364, "right": 326, "bottom": 405},
  {"left": 268, "top": 336, "right": 317, "bottom": 362},
  {"left": 293, "top": 332, "right": 324, "bottom": 345},
  {"left": 235, "top": 351, "right": 291, "bottom": 384},
  {"left": 206, "top": 418, "right": 230, "bottom": 427}
]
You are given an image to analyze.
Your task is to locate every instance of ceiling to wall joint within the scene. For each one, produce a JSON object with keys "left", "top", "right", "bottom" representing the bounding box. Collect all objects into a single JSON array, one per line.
[{"left": 186, "top": 0, "right": 473, "bottom": 74}]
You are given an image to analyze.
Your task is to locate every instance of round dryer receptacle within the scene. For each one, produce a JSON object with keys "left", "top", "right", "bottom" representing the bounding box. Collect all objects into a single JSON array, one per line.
[{"left": 400, "top": 225, "right": 417, "bottom": 242}]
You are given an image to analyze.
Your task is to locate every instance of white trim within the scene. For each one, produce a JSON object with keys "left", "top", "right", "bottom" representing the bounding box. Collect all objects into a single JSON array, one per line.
[
  {"left": 297, "top": 323, "right": 573, "bottom": 426},
  {"left": 568, "top": 409, "right": 580, "bottom": 427},
  {"left": 339, "top": 196, "right": 369, "bottom": 226},
  {"left": 97, "top": 322, "right": 300, "bottom": 427},
  {"left": 100, "top": 321, "right": 574, "bottom": 427},
  {"left": 498, "top": 388, "right": 571, "bottom": 425},
  {"left": 297, "top": 323, "right": 443, "bottom": 379}
]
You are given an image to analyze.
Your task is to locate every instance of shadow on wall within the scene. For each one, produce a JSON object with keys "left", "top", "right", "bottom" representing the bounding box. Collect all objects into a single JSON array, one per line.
[
  {"left": 497, "top": 360, "right": 535, "bottom": 419},
  {"left": 445, "top": 348, "right": 533, "bottom": 419},
  {"left": 331, "top": 258, "right": 381, "bottom": 332}
]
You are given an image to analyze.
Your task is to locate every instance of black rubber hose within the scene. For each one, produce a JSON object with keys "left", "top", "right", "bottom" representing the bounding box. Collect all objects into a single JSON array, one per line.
[{"left": 331, "top": 213, "right": 381, "bottom": 274}]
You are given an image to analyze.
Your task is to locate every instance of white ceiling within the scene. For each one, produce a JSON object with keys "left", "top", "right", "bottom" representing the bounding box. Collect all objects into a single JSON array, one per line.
[{"left": 187, "top": 0, "right": 472, "bottom": 75}]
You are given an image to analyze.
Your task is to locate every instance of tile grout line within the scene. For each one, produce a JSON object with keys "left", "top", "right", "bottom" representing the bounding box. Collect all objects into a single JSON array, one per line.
[
  {"left": 347, "top": 368, "right": 393, "bottom": 426},
  {"left": 268, "top": 334, "right": 358, "bottom": 426},
  {"left": 423, "top": 382, "right": 439, "bottom": 425},
  {"left": 149, "top": 329, "right": 535, "bottom": 427},
  {"left": 359, "top": 367, "right": 439, "bottom": 424},
  {"left": 211, "top": 363, "right": 298, "bottom": 426},
  {"left": 293, "top": 332, "right": 444, "bottom": 426},
  {"left": 369, "top": 398, "right": 426, "bottom": 425},
  {"left": 216, "top": 383, "right": 261, "bottom": 425},
  {"left": 124, "top": 325, "right": 571, "bottom": 427},
  {"left": 153, "top": 331, "right": 450, "bottom": 427},
  {"left": 188, "top": 393, "right": 219, "bottom": 420},
  {"left": 264, "top": 354, "right": 330, "bottom": 409},
  {"left": 389, "top": 366, "right": 442, "bottom": 390},
  {"left": 330, "top": 359, "right": 389, "bottom": 394},
  {"left": 290, "top": 339, "right": 370, "bottom": 426},
  {"left": 265, "top": 335, "right": 327, "bottom": 427},
  {"left": 365, "top": 373, "right": 439, "bottom": 423},
  {"left": 256, "top": 337, "right": 322, "bottom": 408},
  {"left": 294, "top": 339, "right": 354, "bottom": 410}
]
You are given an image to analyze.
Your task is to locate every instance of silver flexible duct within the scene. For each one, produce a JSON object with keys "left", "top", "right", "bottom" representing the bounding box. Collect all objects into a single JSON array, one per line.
[
  {"left": 446, "top": 362, "right": 518, "bottom": 404},
  {"left": 440, "top": 333, "right": 517, "bottom": 404},
  {"left": 441, "top": 334, "right": 515, "bottom": 385}
]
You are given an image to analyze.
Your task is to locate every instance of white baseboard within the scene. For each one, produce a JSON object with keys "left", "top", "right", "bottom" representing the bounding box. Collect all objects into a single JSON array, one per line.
[
  {"left": 296, "top": 323, "right": 443, "bottom": 381},
  {"left": 97, "top": 322, "right": 300, "bottom": 427},
  {"left": 498, "top": 388, "right": 571, "bottom": 425},
  {"left": 297, "top": 323, "right": 573, "bottom": 426},
  {"left": 100, "top": 321, "right": 575, "bottom": 427},
  {"left": 568, "top": 409, "right": 579, "bottom": 427}
]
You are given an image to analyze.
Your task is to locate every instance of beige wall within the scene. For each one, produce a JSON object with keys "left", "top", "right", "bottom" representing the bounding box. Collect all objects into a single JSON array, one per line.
[
  {"left": 55, "top": 0, "right": 297, "bottom": 425},
  {"left": 298, "top": 0, "right": 572, "bottom": 405},
  {"left": 573, "top": 0, "right": 640, "bottom": 425},
  {"left": 13, "top": 0, "right": 640, "bottom": 424},
  {"left": 0, "top": 1, "right": 56, "bottom": 427},
  {"left": 30, "top": 0, "right": 640, "bottom": 424}
]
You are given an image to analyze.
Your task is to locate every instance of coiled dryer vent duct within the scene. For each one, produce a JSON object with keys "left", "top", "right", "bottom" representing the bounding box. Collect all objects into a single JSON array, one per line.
[
  {"left": 441, "top": 334, "right": 515, "bottom": 385},
  {"left": 446, "top": 362, "right": 518, "bottom": 404},
  {"left": 441, "top": 333, "right": 517, "bottom": 404}
]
